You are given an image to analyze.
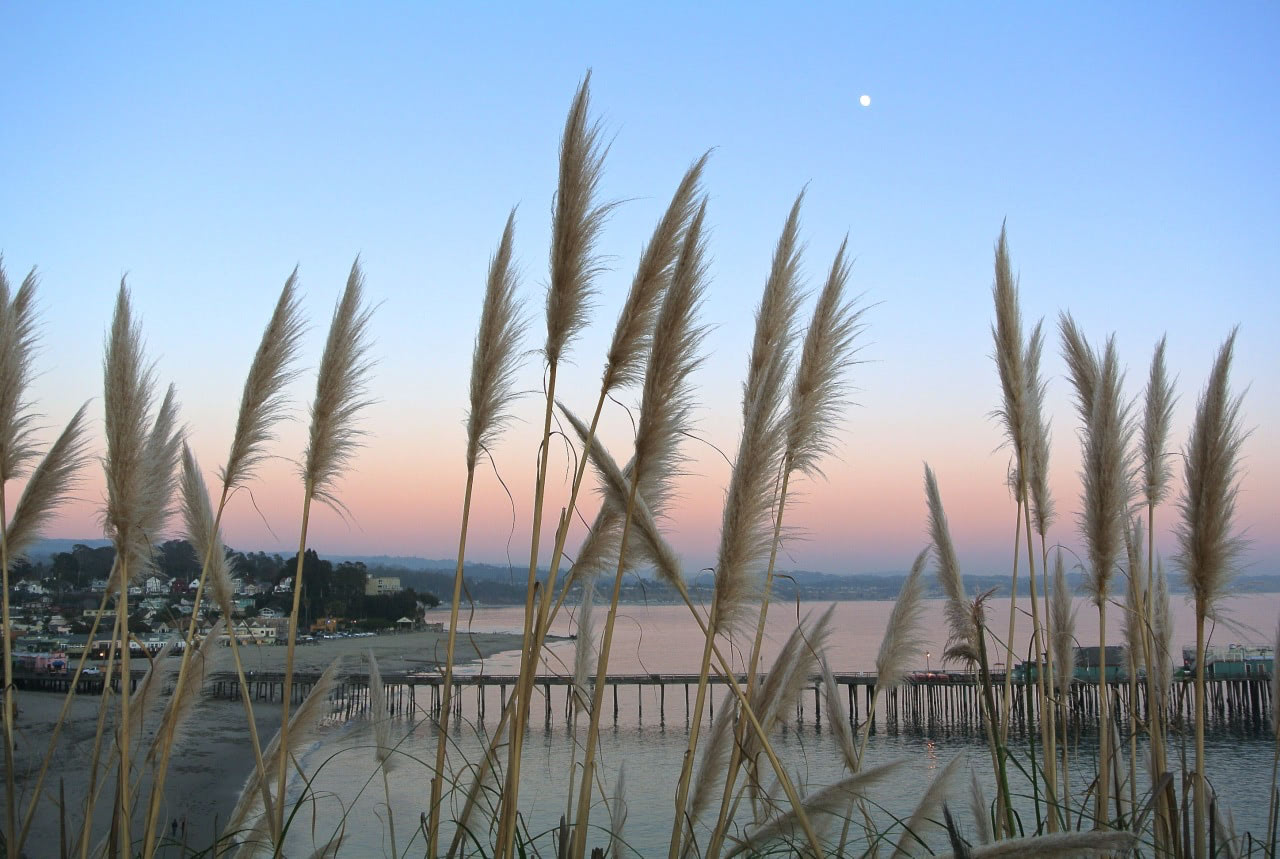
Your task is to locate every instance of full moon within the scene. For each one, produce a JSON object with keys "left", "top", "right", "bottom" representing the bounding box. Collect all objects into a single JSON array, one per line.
[{"left": 859, "top": 94, "right": 871, "bottom": 107}]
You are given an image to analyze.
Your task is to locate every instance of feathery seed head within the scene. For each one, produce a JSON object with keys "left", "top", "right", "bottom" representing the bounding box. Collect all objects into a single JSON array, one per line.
[
  {"left": 1023, "top": 319, "right": 1054, "bottom": 535},
  {"left": 991, "top": 224, "right": 1029, "bottom": 463},
  {"left": 220, "top": 269, "right": 306, "bottom": 491},
  {"left": 1176, "top": 328, "right": 1246, "bottom": 621},
  {"left": 712, "top": 196, "right": 804, "bottom": 635},
  {"left": 467, "top": 211, "right": 526, "bottom": 472},
  {"left": 545, "top": 72, "right": 612, "bottom": 365},
  {"left": 0, "top": 261, "right": 40, "bottom": 483},
  {"left": 602, "top": 153, "right": 707, "bottom": 393},
  {"left": 1059, "top": 312, "right": 1098, "bottom": 426},
  {"left": 1141, "top": 336, "right": 1177, "bottom": 508},
  {"left": 1078, "top": 335, "right": 1134, "bottom": 606},
  {"left": 303, "top": 259, "right": 375, "bottom": 510},
  {"left": 925, "top": 464, "right": 979, "bottom": 663},
  {"left": 875, "top": 547, "right": 930, "bottom": 690},
  {"left": 5, "top": 403, "right": 91, "bottom": 560},
  {"left": 786, "top": 238, "right": 866, "bottom": 479},
  {"left": 103, "top": 282, "right": 157, "bottom": 577}
]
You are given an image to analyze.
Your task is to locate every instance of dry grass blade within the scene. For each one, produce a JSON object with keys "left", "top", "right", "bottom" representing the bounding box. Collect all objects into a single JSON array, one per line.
[
  {"left": 990, "top": 224, "right": 1029, "bottom": 464},
  {"left": 727, "top": 760, "right": 903, "bottom": 856},
  {"left": 467, "top": 210, "right": 526, "bottom": 472},
  {"left": 968, "top": 767, "right": 992, "bottom": 846},
  {"left": 220, "top": 269, "right": 305, "bottom": 490},
  {"left": 1141, "top": 336, "right": 1176, "bottom": 508},
  {"left": 925, "top": 464, "right": 978, "bottom": 662},
  {"left": 714, "top": 195, "right": 804, "bottom": 634},
  {"left": 0, "top": 262, "right": 40, "bottom": 482},
  {"left": 876, "top": 548, "right": 930, "bottom": 690},
  {"left": 5, "top": 403, "right": 91, "bottom": 558},
  {"left": 180, "top": 445, "right": 234, "bottom": 614},
  {"left": 225, "top": 658, "right": 341, "bottom": 841},
  {"left": 602, "top": 153, "right": 707, "bottom": 393},
  {"left": 892, "top": 755, "right": 963, "bottom": 857},
  {"left": 684, "top": 690, "right": 738, "bottom": 844},
  {"left": 1078, "top": 336, "right": 1132, "bottom": 606},
  {"left": 1023, "top": 319, "right": 1053, "bottom": 534},
  {"left": 102, "top": 281, "right": 158, "bottom": 573},
  {"left": 959, "top": 830, "right": 1136, "bottom": 858},
  {"left": 1050, "top": 551, "right": 1077, "bottom": 694},
  {"left": 1176, "top": 328, "right": 1246, "bottom": 620},
  {"left": 303, "top": 258, "right": 375, "bottom": 509},
  {"left": 545, "top": 71, "right": 612, "bottom": 365},
  {"left": 785, "top": 237, "right": 865, "bottom": 478}
]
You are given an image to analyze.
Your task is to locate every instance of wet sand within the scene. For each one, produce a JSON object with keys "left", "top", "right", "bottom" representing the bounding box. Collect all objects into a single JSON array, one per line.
[{"left": 5, "top": 626, "right": 528, "bottom": 856}]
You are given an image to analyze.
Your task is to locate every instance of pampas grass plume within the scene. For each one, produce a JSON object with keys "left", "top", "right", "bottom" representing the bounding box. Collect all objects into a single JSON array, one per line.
[
  {"left": 467, "top": 211, "right": 525, "bottom": 472},
  {"left": 785, "top": 237, "right": 865, "bottom": 478},
  {"left": 969, "top": 767, "right": 993, "bottom": 846},
  {"left": 0, "top": 262, "right": 40, "bottom": 483},
  {"left": 925, "top": 464, "right": 979, "bottom": 662},
  {"left": 991, "top": 224, "right": 1029, "bottom": 462},
  {"left": 1177, "top": 328, "right": 1246, "bottom": 619},
  {"left": 1142, "top": 336, "right": 1176, "bottom": 508},
  {"left": 961, "top": 830, "right": 1136, "bottom": 858},
  {"left": 602, "top": 153, "right": 707, "bottom": 393},
  {"left": 545, "top": 72, "right": 612, "bottom": 365},
  {"left": 876, "top": 547, "right": 930, "bottom": 690},
  {"left": 5, "top": 403, "right": 90, "bottom": 558},
  {"left": 713, "top": 195, "right": 803, "bottom": 633},
  {"left": 220, "top": 270, "right": 305, "bottom": 490},
  {"left": 1077, "top": 336, "right": 1132, "bottom": 606},
  {"left": 1023, "top": 320, "right": 1054, "bottom": 534},
  {"left": 303, "top": 259, "right": 375, "bottom": 509},
  {"left": 180, "top": 445, "right": 234, "bottom": 614},
  {"left": 892, "top": 756, "right": 963, "bottom": 858}
]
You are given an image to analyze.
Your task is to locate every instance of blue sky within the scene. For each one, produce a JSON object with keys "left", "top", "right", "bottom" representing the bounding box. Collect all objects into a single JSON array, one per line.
[{"left": 1, "top": 3, "right": 1276, "bottom": 576}]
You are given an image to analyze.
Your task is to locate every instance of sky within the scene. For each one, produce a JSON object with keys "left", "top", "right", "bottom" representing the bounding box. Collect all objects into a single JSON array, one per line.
[{"left": 0, "top": 3, "right": 1276, "bottom": 578}]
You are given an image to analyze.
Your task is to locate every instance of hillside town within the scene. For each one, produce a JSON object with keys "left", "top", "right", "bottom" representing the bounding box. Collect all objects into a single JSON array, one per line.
[{"left": 4, "top": 540, "right": 441, "bottom": 669}]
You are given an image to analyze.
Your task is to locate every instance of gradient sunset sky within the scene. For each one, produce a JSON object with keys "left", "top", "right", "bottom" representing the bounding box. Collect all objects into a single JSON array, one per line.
[{"left": 1, "top": 4, "right": 1276, "bottom": 577}]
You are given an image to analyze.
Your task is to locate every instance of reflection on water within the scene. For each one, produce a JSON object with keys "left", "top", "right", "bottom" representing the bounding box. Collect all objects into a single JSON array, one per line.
[
  {"left": 288, "top": 709, "right": 1277, "bottom": 856},
  {"left": 276, "top": 596, "right": 1280, "bottom": 855}
]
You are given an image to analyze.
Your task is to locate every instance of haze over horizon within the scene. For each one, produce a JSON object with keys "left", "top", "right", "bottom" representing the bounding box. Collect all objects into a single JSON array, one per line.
[{"left": 2, "top": 5, "right": 1277, "bottom": 579}]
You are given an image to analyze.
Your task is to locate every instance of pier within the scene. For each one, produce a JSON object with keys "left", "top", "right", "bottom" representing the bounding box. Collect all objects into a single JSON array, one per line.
[{"left": 205, "top": 669, "right": 1276, "bottom": 733}]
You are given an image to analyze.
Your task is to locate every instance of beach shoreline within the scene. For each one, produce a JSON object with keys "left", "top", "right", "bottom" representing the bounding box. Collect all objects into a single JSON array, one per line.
[{"left": 8, "top": 627, "right": 528, "bottom": 856}]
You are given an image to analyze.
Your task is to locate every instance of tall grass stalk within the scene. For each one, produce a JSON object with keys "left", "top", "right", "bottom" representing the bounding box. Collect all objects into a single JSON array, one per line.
[
  {"left": 707, "top": 237, "right": 862, "bottom": 859},
  {"left": 498, "top": 73, "right": 611, "bottom": 858},
  {"left": 668, "top": 194, "right": 801, "bottom": 859},
  {"left": 430, "top": 211, "right": 524, "bottom": 857},
  {"left": 277, "top": 260, "right": 373, "bottom": 842},
  {"left": 1176, "top": 329, "right": 1244, "bottom": 859}
]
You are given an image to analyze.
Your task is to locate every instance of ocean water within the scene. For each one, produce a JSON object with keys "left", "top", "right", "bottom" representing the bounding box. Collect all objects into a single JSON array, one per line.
[{"left": 277, "top": 596, "right": 1280, "bottom": 856}]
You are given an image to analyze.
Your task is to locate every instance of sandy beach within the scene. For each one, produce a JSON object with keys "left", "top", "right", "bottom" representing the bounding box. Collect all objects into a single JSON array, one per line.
[{"left": 6, "top": 627, "right": 528, "bottom": 857}]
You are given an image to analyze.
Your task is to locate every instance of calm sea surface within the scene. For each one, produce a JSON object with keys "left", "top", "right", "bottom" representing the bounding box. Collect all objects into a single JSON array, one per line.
[{"left": 284, "top": 596, "right": 1280, "bottom": 856}]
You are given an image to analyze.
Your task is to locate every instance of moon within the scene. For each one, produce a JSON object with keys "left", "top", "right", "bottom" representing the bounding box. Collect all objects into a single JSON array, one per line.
[{"left": 859, "top": 94, "right": 871, "bottom": 108}]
